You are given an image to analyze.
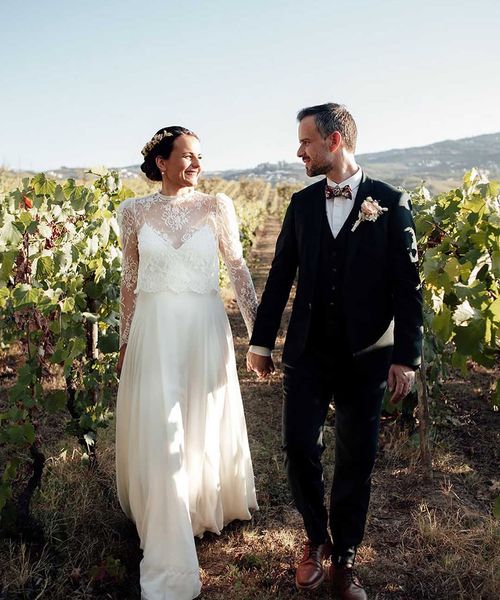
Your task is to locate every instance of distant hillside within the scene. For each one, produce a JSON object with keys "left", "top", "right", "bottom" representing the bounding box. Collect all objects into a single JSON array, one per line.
[
  {"left": 42, "top": 132, "right": 500, "bottom": 193},
  {"left": 205, "top": 132, "right": 500, "bottom": 192},
  {"left": 356, "top": 132, "right": 500, "bottom": 192}
]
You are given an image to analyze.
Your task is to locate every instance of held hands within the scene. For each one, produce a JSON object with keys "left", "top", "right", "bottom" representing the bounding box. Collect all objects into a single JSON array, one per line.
[
  {"left": 246, "top": 351, "right": 275, "bottom": 380},
  {"left": 388, "top": 363, "right": 415, "bottom": 404}
]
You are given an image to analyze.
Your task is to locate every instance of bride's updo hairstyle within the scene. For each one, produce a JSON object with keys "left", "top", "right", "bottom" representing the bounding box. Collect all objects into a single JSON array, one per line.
[{"left": 140, "top": 126, "right": 199, "bottom": 182}]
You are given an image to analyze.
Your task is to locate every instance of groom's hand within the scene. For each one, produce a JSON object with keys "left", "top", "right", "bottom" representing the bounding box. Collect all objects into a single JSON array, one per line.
[
  {"left": 246, "top": 351, "right": 275, "bottom": 380},
  {"left": 388, "top": 363, "right": 415, "bottom": 404}
]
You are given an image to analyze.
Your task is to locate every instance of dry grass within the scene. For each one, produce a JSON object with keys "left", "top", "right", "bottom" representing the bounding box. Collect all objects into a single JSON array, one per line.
[
  {"left": 1, "top": 215, "right": 499, "bottom": 599},
  {"left": 2, "top": 428, "right": 498, "bottom": 600},
  {"left": 1, "top": 439, "right": 141, "bottom": 599}
]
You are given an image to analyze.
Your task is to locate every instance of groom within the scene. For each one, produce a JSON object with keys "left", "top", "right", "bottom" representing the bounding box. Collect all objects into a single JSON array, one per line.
[{"left": 247, "top": 103, "right": 422, "bottom": 599}]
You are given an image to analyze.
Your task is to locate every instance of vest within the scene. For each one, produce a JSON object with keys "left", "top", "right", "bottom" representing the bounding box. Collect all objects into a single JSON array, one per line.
[{"left": 307, "top": 202, "right": 350, "bottom": 354}]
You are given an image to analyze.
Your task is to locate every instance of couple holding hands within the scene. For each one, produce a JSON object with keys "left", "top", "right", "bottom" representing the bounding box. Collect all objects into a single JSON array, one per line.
[{"left": 115, "top": 102, "right": 423, "bottom": 600}]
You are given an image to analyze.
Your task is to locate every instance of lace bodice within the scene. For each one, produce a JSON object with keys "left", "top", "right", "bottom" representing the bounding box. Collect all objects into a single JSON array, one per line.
[{"left": 117, "top": 190, "right": 258, "bottom": 346}]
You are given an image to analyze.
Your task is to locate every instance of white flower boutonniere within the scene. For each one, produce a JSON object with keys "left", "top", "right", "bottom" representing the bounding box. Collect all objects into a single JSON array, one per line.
[{"left": 351, "top": 196, "right": 388, "bottom": 232}]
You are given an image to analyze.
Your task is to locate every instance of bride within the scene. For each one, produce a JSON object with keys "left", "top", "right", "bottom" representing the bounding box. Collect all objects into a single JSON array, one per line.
[{"left": 115, "top": 126, "right": 258, "bottom": 600}]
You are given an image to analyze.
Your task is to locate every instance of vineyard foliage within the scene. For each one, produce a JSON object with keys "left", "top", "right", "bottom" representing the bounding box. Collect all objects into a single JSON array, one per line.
[
  {"left": 0, "top": 168, "right": 498, "bottom": 531},
  {"left": 0, "top": 170, "right": 132, "bottom": 528},
  {"left": 411, "top": 169, "right": 499, "bottom": 403}
]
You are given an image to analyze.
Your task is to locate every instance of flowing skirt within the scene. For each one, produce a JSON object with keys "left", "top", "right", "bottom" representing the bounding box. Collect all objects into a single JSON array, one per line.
[{"left": 116, "top": 289, "right": 258, "bottom": 600}]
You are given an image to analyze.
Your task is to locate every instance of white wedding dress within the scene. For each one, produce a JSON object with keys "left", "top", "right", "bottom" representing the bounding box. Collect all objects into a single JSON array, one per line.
[{"left": 115, "top": 189, "right": 258, "bottom": 600}]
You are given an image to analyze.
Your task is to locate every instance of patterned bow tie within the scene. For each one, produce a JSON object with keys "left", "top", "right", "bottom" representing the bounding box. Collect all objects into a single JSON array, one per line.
[{"left": 325, "top": 184, "right": 352, "bottom": 200}]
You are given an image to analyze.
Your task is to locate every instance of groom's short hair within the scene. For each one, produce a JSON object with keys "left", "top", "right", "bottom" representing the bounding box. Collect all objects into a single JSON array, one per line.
[{"left": 297, "top": 103, "right": 357, "bottom": 152}]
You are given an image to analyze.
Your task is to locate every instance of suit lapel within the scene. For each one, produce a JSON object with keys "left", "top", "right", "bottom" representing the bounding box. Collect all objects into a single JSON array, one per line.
[
  {"left": 345, "top": 172, "right": 374, "bottom": 270},
  {"left": 305, "top": 179, "right": 327, "bottom": 273}
]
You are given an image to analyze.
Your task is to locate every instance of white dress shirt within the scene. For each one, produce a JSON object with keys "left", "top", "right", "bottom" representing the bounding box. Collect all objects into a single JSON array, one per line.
[
  {"left": 250, "top": 168, "right": 362, "bottom": 357},
  {"left": 325, "top": 168, "right": 362, "bottom": 238}
]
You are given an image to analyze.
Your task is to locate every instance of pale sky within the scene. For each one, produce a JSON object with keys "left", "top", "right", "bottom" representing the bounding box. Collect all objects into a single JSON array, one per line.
[{"left": 1, "top": 0, "right": 499, "bottom": 172}]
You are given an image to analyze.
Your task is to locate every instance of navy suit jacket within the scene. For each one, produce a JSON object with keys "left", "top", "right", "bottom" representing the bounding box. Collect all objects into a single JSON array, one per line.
[{"left": 250, "top": 172, "right": 423, "bottom": 368}]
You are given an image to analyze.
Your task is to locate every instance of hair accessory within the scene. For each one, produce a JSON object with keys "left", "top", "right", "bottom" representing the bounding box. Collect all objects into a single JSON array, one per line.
[{"left": 141, "top": 130, "right": 174, "bottom": 156}]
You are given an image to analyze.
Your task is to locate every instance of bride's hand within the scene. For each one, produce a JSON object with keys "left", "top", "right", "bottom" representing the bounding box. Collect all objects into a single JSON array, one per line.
[{"left": 117, "top": 344, "right": 127, "bottom": 378}]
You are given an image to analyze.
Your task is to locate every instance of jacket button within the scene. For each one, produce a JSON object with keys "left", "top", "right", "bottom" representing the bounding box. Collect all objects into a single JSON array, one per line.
[{"left": 308, "top": 302, "right": 312, "bottom": 309}]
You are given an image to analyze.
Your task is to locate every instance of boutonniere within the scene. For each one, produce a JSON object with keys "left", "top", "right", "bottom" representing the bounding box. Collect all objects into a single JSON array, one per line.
[{"left": 351, "top": 197, "right": 388, "bottom": 232}]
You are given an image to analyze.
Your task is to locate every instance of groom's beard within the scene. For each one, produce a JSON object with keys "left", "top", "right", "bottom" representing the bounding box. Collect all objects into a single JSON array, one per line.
[{"left": 304, "top": 157, "right": 334, "bottom": 177}]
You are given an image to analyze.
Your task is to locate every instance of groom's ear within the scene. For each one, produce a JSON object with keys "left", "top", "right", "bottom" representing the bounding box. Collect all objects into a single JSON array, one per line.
[{"left": 327, "top": 131, "right": 342, "bottom": 153}]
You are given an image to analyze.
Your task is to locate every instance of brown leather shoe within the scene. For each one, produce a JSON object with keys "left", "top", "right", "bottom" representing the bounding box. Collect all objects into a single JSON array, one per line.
[
  {"left": 330, "top": 564, "right": 367, "bottom": 600},
  {"left": 295, "top": 540, "right": 332, "bottom": 590}
]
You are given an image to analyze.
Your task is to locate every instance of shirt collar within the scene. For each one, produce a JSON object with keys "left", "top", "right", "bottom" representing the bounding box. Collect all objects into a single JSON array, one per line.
[{"left": 327, "top": 167, "right": 362, "bottom": 191}]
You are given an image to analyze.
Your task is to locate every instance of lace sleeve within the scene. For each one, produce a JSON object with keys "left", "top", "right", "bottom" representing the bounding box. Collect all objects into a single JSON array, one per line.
[
  {"left": 215, "top": 193, "right": 258, "bottom": 338},
  {"left": 117, "top": 200, "right": 139, "bottom": 347}
]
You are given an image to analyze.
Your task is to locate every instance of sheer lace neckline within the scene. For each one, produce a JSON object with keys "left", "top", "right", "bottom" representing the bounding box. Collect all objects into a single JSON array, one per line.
[{"left": 156, "top": 188, "right": 196, "bottom": 201}]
